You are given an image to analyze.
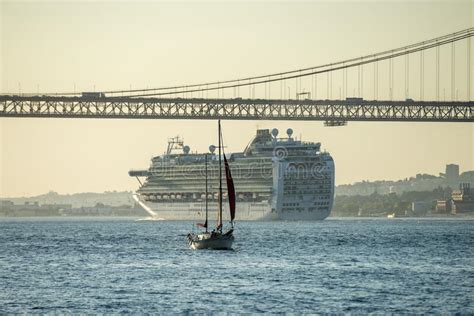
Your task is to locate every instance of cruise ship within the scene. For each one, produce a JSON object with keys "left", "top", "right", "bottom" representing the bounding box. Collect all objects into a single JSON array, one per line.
[{"left": 129, "top": 128, "right": 335, "bottom": 221}]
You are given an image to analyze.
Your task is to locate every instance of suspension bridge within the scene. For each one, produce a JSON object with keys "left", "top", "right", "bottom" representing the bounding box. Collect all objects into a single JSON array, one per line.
[{"left": 1, "top": 28, "right": 473, "bottom": 124}]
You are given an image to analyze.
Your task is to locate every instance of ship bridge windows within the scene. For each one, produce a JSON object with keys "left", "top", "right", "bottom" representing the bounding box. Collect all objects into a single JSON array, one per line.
[
  {"left": 317, "top": 195, "right": 331, "bottom": 200},
  {"left": 281, "top": 206, "right": 305, "bottom": 212},
  {"left": 314, "top": 201, "right": 330, "bottom": 206}
]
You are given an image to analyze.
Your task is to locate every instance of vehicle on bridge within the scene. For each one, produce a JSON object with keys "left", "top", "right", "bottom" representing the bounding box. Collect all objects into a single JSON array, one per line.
[
  {"left": 81, "top": 92, "right": 106, "bottom": 98},
  {"left": 346, "top": 97, "right": 364, "bottom": 102}
]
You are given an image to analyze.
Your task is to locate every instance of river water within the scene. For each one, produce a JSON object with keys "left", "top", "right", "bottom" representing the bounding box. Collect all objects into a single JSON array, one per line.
[{"left": 0, "top": 218, "right": 472, "bottom": 313}]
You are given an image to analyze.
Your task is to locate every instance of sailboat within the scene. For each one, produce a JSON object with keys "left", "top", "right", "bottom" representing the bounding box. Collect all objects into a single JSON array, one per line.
[{"left": 187, "top": 120, "right": 236, "bottom": 250}]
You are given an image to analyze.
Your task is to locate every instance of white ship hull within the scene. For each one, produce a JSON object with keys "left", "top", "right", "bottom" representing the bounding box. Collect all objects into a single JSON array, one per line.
[{"left": 136, "top": 199, "right": 330, "bottom": 221}]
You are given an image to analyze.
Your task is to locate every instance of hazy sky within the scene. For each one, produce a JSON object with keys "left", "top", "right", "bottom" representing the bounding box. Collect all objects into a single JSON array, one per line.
[{"left": 1, "top": 1, "right": 473, "bottom": 197}]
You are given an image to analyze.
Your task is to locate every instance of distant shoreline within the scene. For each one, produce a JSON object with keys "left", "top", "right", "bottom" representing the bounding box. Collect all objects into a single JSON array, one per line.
[{"left": 1, "top": 215, "right": 473, "bottom": 221}]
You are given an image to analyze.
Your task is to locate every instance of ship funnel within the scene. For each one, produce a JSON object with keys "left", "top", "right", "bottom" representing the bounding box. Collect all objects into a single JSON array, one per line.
[
  {"left": 286, "top": 128, "right": 293, "bottom": 138},
  {"left": 271, "top": 128, "right": 279, "bottom": 138},
  {"left": 209, "top": 145, "right": 216, "bottom": 153}
]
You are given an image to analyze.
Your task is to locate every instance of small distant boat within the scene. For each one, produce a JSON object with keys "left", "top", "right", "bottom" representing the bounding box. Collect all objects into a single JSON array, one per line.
[
  {"left": 187, "top": 120, "right": 235, "bottom": 250},
  {"left": 387, "top": 213, "right": 396, "bottom": 219}
]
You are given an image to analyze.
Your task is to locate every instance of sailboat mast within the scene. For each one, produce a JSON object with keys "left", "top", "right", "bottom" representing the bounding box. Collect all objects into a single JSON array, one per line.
[
  {"left": 205, "top": 153, "right": 208, "bottom": 233},
  {"left": 218, "top": 120, "right": 223, "bottom": 232}
]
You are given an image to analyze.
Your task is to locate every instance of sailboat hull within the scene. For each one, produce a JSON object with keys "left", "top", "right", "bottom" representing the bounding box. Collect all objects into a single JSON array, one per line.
[{"left": 188, "top": 232, "right": 234, "bottom": 250}]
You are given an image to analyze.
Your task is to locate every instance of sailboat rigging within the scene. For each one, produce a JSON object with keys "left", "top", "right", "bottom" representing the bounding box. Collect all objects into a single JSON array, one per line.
[
  {"left": 187, "top": 120, "right": 235, "bottom": 250},
  {"left": 196, "top": 154, "right": 208, "bottom": 231}
]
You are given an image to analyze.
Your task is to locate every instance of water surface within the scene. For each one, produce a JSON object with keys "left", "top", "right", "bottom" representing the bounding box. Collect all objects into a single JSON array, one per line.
[{"left": 0, "top": 218, "right": 473, "bottom": 313}]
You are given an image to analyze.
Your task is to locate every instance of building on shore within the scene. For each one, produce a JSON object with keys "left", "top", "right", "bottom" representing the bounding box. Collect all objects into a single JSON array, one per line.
[
  {"left": 411, "top": 201, "right": 432, "bottom": 216},
  {"left": 451, "top": 183, "right": 474, "bottom": 214},
  {"left": 0, "top": 201, "right": 72, "bottom": 217},
  {"left": 445, "top": 164, "right": 460, "bottom": 188},
  {"left": 0, "top": 200, "right": 143, "bottom": 217},
  {"left": 337, "top": 164, "right": 473, "bottom": 196}
]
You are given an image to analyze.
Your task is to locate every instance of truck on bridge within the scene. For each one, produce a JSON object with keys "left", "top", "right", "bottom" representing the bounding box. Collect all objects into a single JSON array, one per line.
[{"left": 82, "top": 92, "right": 106, "bottom": 98}]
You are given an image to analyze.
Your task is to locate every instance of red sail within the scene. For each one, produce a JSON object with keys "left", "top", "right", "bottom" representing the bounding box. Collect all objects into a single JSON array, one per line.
[{"left": 223, "top": 154, "right": 236, "bottom": 222}]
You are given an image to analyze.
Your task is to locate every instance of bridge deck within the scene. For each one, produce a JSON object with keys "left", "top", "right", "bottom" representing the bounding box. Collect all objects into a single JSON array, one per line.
[{"left": 0, "top": 96, "right": 472, "bottom": 122}]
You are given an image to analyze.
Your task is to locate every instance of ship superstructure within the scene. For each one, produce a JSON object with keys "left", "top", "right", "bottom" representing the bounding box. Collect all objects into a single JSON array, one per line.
[{"left": 129, "top": 128, "right": 335, "bottom": 220}]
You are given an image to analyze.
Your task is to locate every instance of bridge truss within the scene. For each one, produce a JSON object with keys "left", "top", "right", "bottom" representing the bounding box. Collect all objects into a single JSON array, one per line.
[{"left": 0, "top": 96, "right": 472, "bottom": 122}]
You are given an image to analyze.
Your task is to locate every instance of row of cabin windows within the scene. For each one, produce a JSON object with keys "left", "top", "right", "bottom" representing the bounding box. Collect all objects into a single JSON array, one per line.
[
  {"left": 283, "top": 190, "right": 332, "bottom": 195},
  {"left": 283, "top": 199, "right": 330, "bottom": 208},
  {"left": 284, "top": 183, "right": 332, "bottom": 188},
  {"left": 284, "top": 177, "right": 331, "bottom": 182},
  {"left": 282, "top": 206, "right": 329, "bottom": 212},
  {"left": 283, "top": 202, "right": 299, "bottom": 207},
  {"left": 285, "top": 183, "right": 331, "bottom": 190}
]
